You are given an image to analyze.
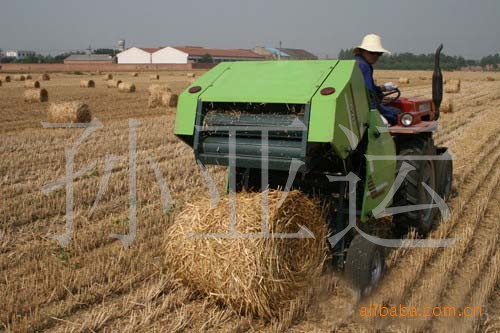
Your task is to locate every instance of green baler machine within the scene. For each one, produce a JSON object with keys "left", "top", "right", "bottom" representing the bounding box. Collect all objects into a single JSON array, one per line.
[{"left": 174, "top": 52, "right": 452, "bottom": 295}]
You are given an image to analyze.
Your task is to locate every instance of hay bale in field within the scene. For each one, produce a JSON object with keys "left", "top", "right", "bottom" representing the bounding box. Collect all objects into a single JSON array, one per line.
[
  {"left": 186, "top": 72, "right": 196, "bottom": 78},
  {"left": 40, "top": 73, "right": 50, "bottom": 81},
  {"left": 25, "top": 74, "right": 32, "bottom": 80},
  {"left": 165, "top": 190, "right": 328, "bottom": 319},
  {"left": 118, "top": 82, "right": 136, "bottom": 93},
  {"left": 24, "top": 80, "right": 40, "bottom": 89},
  {"left": 0, "top": 75, "right": 11, "bottom": 82},
  {"left": 398, "top": 77, "right": 410, "bottom": 84},
  {"left": 162, "top": 92, "right": 178, "bottom": 107},
  {"left": 148, "top": 85, "right": 177, "bottom": 108},
  {"left": 80, "top": 79, "right": 95, "bottom": 88},
  {"left": 486, "top": 76, "right": 495, "bottom": 81},
  {"left": 106, "top": 79, "right": 122, "bottom": 88},
  {"left": 14, "top": 75, "right": 26, "bottom": 81},
  {"left": 440, "top": 97, "right": 454, "bottom": 113},
  {"left": 102, "top": 74, "right": 113, "bottom": 81},
  {"left": 131, "top": 72, "right": 139, "bottom": 77},
  {"left": 150, "top": 74, "right": 160, "bottom": 80},
  {"left": 24, "top": 89, "right": 48, "bottom": 103},
  {"left": 148, "top": 84, "right": 163, "bottom": 95},
  {"left": 444, "top": 80, "right": 460, "bottom": 93},
  {"left": 48, "top": 102, "right": 91, "bottom": 123},
  {"left": 0, "top": 80, "right": 2, "bottom": 87}
]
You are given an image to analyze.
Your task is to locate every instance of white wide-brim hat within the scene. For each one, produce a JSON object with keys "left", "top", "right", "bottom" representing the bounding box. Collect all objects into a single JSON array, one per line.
[{"left": 354, "top": 34, "right": 391, "bottom": 55}]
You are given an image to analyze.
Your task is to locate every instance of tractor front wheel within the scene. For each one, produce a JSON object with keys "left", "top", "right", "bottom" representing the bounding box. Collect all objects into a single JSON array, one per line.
[{"left": 344, "top": 235, "right": 385, "bottom": 297}]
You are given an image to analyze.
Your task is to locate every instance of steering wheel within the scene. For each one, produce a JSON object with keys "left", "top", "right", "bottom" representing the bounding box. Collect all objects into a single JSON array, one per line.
[{"left": 382, "top": 88, "right": 401, "bottom": 104}]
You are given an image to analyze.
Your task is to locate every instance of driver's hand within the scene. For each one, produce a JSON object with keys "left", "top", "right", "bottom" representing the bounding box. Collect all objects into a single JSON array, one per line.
[{"left": 384, "top": 82, "right": 398, "bottom": 91}]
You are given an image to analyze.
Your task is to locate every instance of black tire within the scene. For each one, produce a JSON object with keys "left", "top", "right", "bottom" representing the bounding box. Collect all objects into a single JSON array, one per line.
[
  {"left": 344, "top": 235, "right": 385, "bottom": 297},
  {"left": 393, "top": 138, "right": 438, "bottom": 235},
  {"left": 436, "top": 149, "right": 453, "bottom": 202}
]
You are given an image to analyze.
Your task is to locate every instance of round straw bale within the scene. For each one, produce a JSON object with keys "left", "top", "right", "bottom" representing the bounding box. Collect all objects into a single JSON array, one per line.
[
  {"left": 440, "top": 97, "right": 454, "bottom": 113},
  {"left": 80, "top": 79, "right": 95, "bottom": 88},
  {"left": 24, "top": 80, "right": 40, "bottom": 89},
  {"left": 0, "top": 80, "right": 2, "bottom": 87},
  {"left": 444, "top": 81, "right": 460, "bottom": 93},
  {"left": 486, "top": 76, "right": 495, "bottom": 81},
  {"left": 161, "top": 91, "right": 179, "bottom": 107},
  {"left": 148, "top": 84, "right": 165, "bottom": 95},
  {"left": 24, "top": 89, "right": 48, "bottom": 103},
  {"left": 40, "top": 73, "right": 51, "bottom": 81},
  {"left": 150, "top": 74, "right": 160, "bottom": 80},
  {"left": 186, "top": 72, "right": 196, "bottom": 78},
  {"left": 118, "top": 82, "right": 136, "bottom": 93},
  {"left": 107, "top": 79, "right": 122, "bottom": 88},
  {"left": 48, "top": 102, "right": 91, "bottom": 123},
  {"left": 102, "top": 74, "right": 113, "bottom": 81},
  {"left": 131, "top": 72, "right": 139, "bottom": 77},
  {"left": 164, "top": 190, "right": 328, "bottom": 319},
  {"left": 14, "top": 75, "right": 26, "bottom": 81},
  {"left": 0, "top": 75, "right": 11, "bottom": 82},
  {"left": 25, "top": 74, "right": 32, "bottom": 80},
  {"left": 398, "top": 77, "right": 410, "bottom": 84}
]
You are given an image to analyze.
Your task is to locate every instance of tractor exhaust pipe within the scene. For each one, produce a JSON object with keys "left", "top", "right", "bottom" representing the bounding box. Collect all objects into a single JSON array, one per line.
[{"left": 432, "top": 44, "right": 444, "bottom": 120}]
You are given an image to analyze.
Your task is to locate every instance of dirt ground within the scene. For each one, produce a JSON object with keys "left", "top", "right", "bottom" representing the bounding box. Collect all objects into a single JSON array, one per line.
[{"left": 0, "top": 69, "right": 499, "bottom": 332}]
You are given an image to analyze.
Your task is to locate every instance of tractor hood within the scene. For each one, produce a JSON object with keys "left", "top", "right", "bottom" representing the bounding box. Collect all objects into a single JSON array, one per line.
[{"left": 198, "top": 60, "right": 339, "bottom": 104}]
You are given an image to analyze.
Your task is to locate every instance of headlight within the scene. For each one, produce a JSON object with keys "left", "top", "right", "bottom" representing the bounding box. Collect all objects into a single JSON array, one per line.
[{"left": 401, "top": 113, "right": 414, "bottom": 127}]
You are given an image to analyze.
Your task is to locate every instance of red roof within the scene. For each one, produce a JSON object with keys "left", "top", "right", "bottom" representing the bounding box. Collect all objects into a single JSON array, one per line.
[{"left": 173, "top": 46, "right": 264, "bottom": 59}]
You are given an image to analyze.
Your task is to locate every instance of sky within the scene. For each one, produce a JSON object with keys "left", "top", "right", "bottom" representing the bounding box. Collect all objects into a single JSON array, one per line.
[{"left": 0, "top": 0, "right": 498, "bottom": 59}]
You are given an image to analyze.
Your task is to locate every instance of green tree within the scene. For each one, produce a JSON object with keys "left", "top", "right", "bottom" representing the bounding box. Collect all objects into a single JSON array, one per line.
[{"left": 199, "top": 53, "right": 214, "bottom": 63}]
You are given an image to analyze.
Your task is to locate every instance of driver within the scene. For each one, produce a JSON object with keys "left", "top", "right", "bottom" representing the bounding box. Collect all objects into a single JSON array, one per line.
[{"left": 354, "top": 34, "right": 399, "bottom": 126}]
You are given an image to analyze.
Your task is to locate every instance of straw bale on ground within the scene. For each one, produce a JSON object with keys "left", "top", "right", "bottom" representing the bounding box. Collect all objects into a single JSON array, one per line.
[
  {"left": 107, "top": 79, "right": 122, "bottom": 88},
  {"left": 187, "top": 73, "right": 196, "bottom": 78},
  {"left": 0, "top": 75, "right": 11, "bottom": 82},
  {"left": 148, "top": 85, "right": 178, "bottom": 108},
  {"left": 398, "top": 77, "right": 410, "bottom": 84},
  {"left": 24, "top": 80, "right": 40, "bottom": 89},
  {"left": 131, "top": 72, "right": 139, "bottom": 77},
  {"left": 118, "top": 82, "right": 136, "bottom": 92},
  {"left": 102, "top": 74, "right": 113, "bottom": 81},
  {"left": 445, "top": 79, "right": 461, "bottom": 93},
  {"left": 24, "top": 89, "right": 48, "bottom": 103},
  {"left": 14, "top": 75, "right": 26, "bottom": 81},
  {"left": 486, "top": 77, "right": 495, "bottom": 81},
  {"left": 40, "top": 73, "right": 50, "bottom": 81},
  {"left": 165, "top": 190, "right": 328, "bottom": 319},
  {"left": 80, "top": 80, "right": 95, "bottom": 88},
  {"left": 150, "top": 74, "right": 160, "bottom": 80},
  {"left": 440, "top": 97, "right": 454, "bottom": 113},
  {"left": 48, "top": 102, "right": 91, "bottom": 123}
]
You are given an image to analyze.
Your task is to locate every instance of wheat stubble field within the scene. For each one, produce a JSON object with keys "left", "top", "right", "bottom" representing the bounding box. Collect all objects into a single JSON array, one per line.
[{"left": 0, "top": 69, "right": 499, "bottom": 332}]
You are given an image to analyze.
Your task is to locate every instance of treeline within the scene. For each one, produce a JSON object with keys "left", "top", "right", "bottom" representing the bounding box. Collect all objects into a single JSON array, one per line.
[
  {"left": 0, "top": 49, "right": 118, "bottom": 64},
  {"left": 338, "top": 48, "right": 499, "bottom": 71}
]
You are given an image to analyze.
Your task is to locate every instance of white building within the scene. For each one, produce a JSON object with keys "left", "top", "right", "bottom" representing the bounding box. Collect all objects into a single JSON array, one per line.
[
  {"left": 5, "top": 50, "right": 36, "bottom": 59},
  {"left": 116, "top": 47, "right": 160, "bottom": 64},
  {"left": 152, "top": 47, "right": 188, "bottom": 64}
]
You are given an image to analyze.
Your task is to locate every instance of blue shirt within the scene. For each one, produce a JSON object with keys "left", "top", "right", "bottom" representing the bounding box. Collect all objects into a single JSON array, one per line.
[{"left": 355, "top": 54, "right": 398, "bottom": 125}]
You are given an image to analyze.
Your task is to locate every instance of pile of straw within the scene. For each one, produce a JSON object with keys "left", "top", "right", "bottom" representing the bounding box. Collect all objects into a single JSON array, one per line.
[
  {"left": 398, "top": 77, "right": 410, "bottom": 84},
  {"left": 0, "top": 75, "right": 11, "bottom": 82},
  {"left": 444, "top": 79, "right": 461, "bottom": 93},
  {"left": 440, "top": 97, "right": 454, "bottom": 113},
  {"left": 164, "top": 190, "right": 328, "bottom": 319},
  {"left": 24, "top": 80, "right": 40, "bottom": 89},
  {"left": 48, "top": 102, "right": 91, "bottom": 123},
  {"left": 150, "top": 74, "right": 160, "bottom": 80},
  {"left": 102, "top": 74, "right": 113, "bottom": 81},
  {"left": 148, "top": 84, "right": 178, "bottom": 108},
  {"left": 80, "top": 80, "right": 95, "bottom": 88},
  {"left": 24, "top": 89, "right": 48, "bottom": 103},
  {"left": 107, "top": 79, "right": 122, "bottom": 88},
  {"left": 14, "top": 75, "right": 26, "bottom": 81},
  {"left": 118, "top": 82, "right": 136, "bottom": 93},
  {"left": 40, "top": 73, "right": 50, "bottom": 81}
]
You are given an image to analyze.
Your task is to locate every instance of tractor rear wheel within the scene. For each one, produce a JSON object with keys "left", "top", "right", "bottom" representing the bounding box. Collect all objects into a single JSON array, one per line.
[
  {"left": 393, "top": 138, "right": 438, "bottom": 235},
  {"left": 344, "top": 235, "right": 385, "bottom": 297}
]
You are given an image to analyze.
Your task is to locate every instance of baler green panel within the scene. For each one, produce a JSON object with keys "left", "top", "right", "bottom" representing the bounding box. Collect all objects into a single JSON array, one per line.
[
  {"left": 309, "top": 61, "right": 369, "bottom": 158},
  {"left": 174, "top": 63, "right": 231, "bottom": 135},
  {"left": 361, "top": 111, "right": 396, "bottom": 221},
  {"left": 199, "top": 60, "right": 339, "bottom": 104}
]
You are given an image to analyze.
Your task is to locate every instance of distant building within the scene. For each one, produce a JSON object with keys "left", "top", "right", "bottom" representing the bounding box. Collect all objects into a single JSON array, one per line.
[
  {"left": 64, "top": 54, "right": 114, "bottom": 64},
  {"left": 116, "top": 46, "right": 264, "bottom": 64},
  {"left": 5, "top": 50, "right": 36, "bottom": 59},
  {"left": 252, "top": 47, "right": 317, "bottom": 60}
]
